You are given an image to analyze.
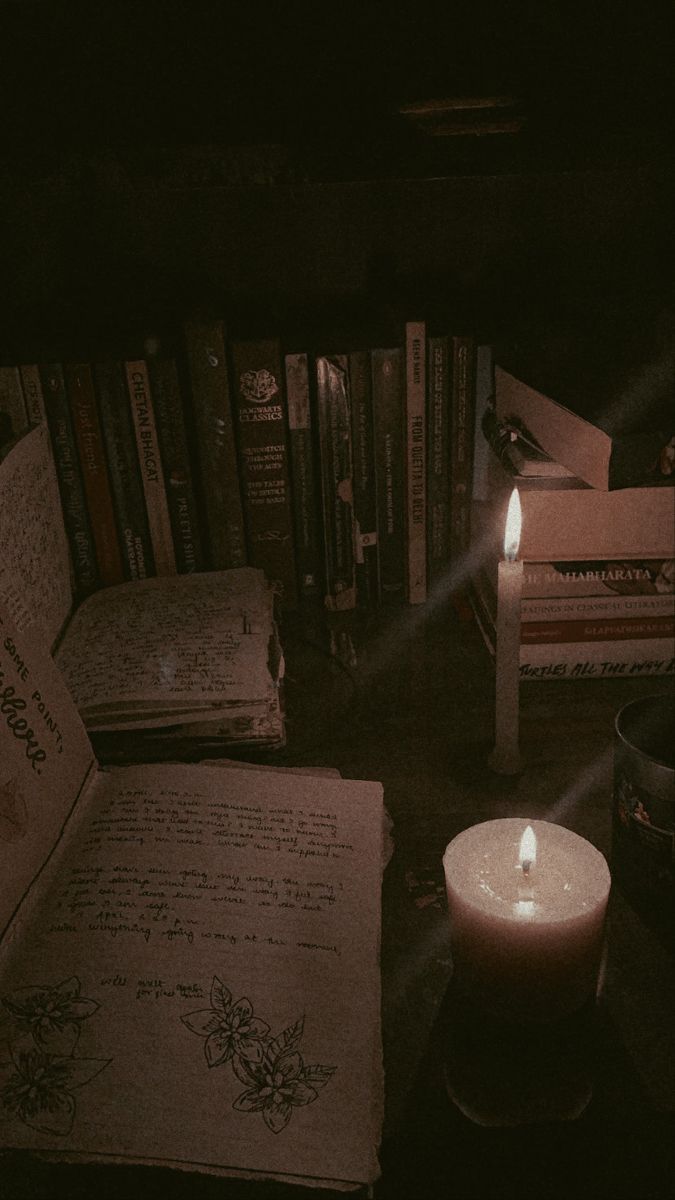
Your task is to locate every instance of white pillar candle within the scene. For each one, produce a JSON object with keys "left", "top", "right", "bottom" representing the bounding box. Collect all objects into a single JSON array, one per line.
[
  {"left": 443, "top": 818, "right": 611, "bottom": 1022},
  {"left": 489, "top": 488, "right": 523, "bottom": 775}
]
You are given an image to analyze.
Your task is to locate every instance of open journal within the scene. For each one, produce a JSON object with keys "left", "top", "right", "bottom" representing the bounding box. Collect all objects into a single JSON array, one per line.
[
  {"left": 0, "top": 600, "right": 385, "bottom": 1190},
  {"left": 0, "top": 424, "right": 284, "bottom": 751}
]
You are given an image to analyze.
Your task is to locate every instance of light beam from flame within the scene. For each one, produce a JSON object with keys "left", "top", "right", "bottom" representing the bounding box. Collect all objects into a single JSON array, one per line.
[
  {"left": 519, "top": 824, "right": 537, "bottom": 873},
  {"left": 504, "top": 487, "right": 522, "bottom": 561}
]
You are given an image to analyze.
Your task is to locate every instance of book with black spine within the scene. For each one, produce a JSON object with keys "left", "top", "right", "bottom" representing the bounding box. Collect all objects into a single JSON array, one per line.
[
  {"left": 0, "top": 365, "right": 28, "bottom": 444},
  {"left": 314, "top": 354, "right": 356, "bottom": 612},
  {"left": 124, "top": 360, "right": 177, "bottom": 577},
  {"left": 230, "top": 338, "right": 298, "bottom": 609},
  {"left": 95, "top": 360, "right": 155, "bottom": 581},
  {"left": 146, "top": 354, "right": 205, "bottom": 575},
  {"left": 372, "top": 347, "right": 405, "bottom": 605},
  {"left": 40, "top": 363, "right": 99, "bottom": 596},
  {"left": 183, "top": 318, "right": 247, "bottom": 571},
  {"left": 349, "top": 348, "right": 380, "bottom": 610},
  {"left": 449, "top": 334, "right": 476, "bottom": 564},
  {"left": 284, "top": 351, "right": 323, "bottom": 602},
  {"left": 19, "top": 364, "right": 46, "bottom": 426},
  {"left": 66, "top": 362, "right": 125, "bottom": 588},
  {"left": 405, "top": 320, "right": 427, "bottom": 604},
  {"left": 426, "top": 334, "right": 451, "bottom": 589}
]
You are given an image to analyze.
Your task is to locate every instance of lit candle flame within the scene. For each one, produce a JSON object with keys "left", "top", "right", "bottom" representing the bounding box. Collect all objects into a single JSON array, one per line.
[
  {"left": 519, "top": 824, "right": 537, "bottom": 875},
  {"left": 504, "top": 487, "right": 522, "bottom": 561}
]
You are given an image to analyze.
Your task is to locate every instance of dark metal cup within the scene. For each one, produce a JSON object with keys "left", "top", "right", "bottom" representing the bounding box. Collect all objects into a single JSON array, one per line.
[{"left": 612, "top": 693, "right": 675, "bottom": 950}]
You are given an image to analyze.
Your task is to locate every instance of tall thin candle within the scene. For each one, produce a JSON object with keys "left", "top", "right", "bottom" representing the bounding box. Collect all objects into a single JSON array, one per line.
[{"left": 488, "top": 488, "right": 523, "bottom": 775}]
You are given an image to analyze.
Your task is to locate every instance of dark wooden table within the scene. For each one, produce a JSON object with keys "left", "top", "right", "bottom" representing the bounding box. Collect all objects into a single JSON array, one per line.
[{"left": 5, "top": 601, "right": 675, "bottom": 1199}]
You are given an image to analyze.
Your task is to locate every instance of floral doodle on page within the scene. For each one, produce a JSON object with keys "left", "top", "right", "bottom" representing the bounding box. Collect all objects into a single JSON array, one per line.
[
  {"left": 181, "top": 975, "right": 336, "bottom": 1133},
  {"left": 0, "top": 977, "right": 110, "bottom": 1136}
]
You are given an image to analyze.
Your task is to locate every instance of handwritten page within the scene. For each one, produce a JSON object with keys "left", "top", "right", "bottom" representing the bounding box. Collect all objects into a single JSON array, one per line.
[
  {"left": 54, "top": 568, "right": 281, "bottom": 729},
  {"left": 0, "top": 424, "right": 73, "bottom": 650},
  {"left": 0, "top": 601, "right": 95, "bottom": 942},
  {"left": 0, "top": 760, "right": 385, "bottom": 1189}
]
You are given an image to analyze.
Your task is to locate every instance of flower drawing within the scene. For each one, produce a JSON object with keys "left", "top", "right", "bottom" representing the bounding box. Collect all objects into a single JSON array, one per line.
[
  {"left": 181, "top": 975, "right": 270, "bottom": 1067},
  {"left": 181, "top": 978, "right": 336, "bottom": 1133},
  {"left": 233, "top": 1047, "right": 334, "bottom": 1134},
  {"left": 2, "top": 977, "right": 99, "bottom": 1056},
  {"left": 0, "top": 1043, "right": 110, "bottom": 1136}
]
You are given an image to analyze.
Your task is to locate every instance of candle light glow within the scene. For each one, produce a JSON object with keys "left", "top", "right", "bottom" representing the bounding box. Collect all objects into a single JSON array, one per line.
[
  {"left": 503, "top": 487, "right": 522, "bottom": 561},
  {"left": 519, "top": 824, "right": 537, "bottom": 874}
]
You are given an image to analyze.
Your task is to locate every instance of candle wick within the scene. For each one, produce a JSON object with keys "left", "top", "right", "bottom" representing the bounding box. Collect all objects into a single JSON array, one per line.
[{"left": 522, "top": 859, "right": 531, "bottom": 876}]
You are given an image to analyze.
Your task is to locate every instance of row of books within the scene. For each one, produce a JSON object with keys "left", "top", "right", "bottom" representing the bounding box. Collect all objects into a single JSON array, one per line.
[{"left": 0, "top": 320, "right": 482, "bottom": 613}]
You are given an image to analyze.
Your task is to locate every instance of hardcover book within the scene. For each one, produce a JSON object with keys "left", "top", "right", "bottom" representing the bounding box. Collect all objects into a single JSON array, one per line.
[
  {"left": 315, "top": 355, "right": 356, "bottom": 612},
  {"left": 146, "top": 354, "right": 205, "bottom": 575},
  {"left": 94, "top": 360, "right": 155, "bottom": 581},
  {"left": 0, "top": 365, "right": 28, "bottom": 445},
  {"left": 66, "top": 363, "right": 125, "bottom": 588},
  {"left": 284, "top": 352, "right": 322, "bottom": 601},
  {"left": 0, "top": 599, "right": 385, "bottom": 1191},
  {"left": 0, "top": 425, "right": 284, "bottom": 752},
  {"left": 449, "top": 335, "right": 476, "bottom": 562},
  {"left": 39, "top": 363, "right": 99, "bottom": 596},
  {"left": 372, "top": 347, "right": 405, "bottom": 605},
  {"left": 349, "top": 349, "right": 380, "bottom": 610},
  {"left": 18, "top": 365, "right": 46, "bottom": 426},
  {"left": 183, "top": 318, "right": 247, "bottom": 571},
  {"left": 230, "top": 338, "right": 298, "bottom": 609},
  {"left": 124, "top": 360, "right": 177, "bottom": 577},
  {"left": 405, "top": 321, "right": 427, "bottom": 604},
  {"left": 426, "top": 334, "right": 451, "bottom": 588}
]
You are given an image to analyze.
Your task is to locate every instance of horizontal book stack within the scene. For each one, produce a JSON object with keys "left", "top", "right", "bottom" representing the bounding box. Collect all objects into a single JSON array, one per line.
[{"left": 469, "top": 358, "right": 675, "bottom": 681}]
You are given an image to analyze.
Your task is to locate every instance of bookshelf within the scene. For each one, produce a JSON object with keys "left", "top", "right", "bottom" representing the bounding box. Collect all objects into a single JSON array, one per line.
[{"left": 1, "top": 5, "right": 674, "bottom": 1197}]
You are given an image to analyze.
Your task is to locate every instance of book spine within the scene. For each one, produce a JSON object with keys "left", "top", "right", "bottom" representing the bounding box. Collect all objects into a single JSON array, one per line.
[
  {"left": 147, "top": 356, "right": 205, "bottom": 574},
  {"left": 520, "top": 559, "right": 674, "bottom": 599},
  {"left": 349, "top": 349, "right": 380, "bottom": 610},
  {"left": 471, "top": 344, "right": 494, "bottom": 504},
  {"left": 449, "top": 334, "right": 476, "bottom": 561},
  {"left": 0, "top": 366, "right": 29, "bottom": 441},
  {"left": 19, "top": 364, "right": 47, "bottom": 425},
  {"left": 426, "top": 334, "right": 451, "bottom": 588},
  {"left": 66, "top": 362, "right": 125, "bottom": 587},
  {"left": 405, "top": 320, "right": 427, "bottom": 604},
  {"left": 183, "top": 319, "right": 247, "bottom": 570},
  {"left": 230, "top": 338, "right": 298, "bottom": 607},
  {"left": 519, "top": 641, "right": 675, "bottom": 681},
  {"left": 521, "top": 593, "right": 674, "bottom": 621},
  {"left": 315, "top": 354, "right": 356, "bottom": 611},
  {"left": 95, "top": 361, "right": 155, "bottom": 580},
  {"left": 284, "top": 352, "right": 322, "bottom": 601},
  {"left": 125, "top": 360, "right": 177, "bottom": 576},
  {"left": 40, "top": 362, "right": 99, "bottom": 594},
  {"left": 372, "top": 347, "right": 405, "bottom": 604},
  {"left": 522, "top": 614, "right": 674, "bottom": 644}
]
